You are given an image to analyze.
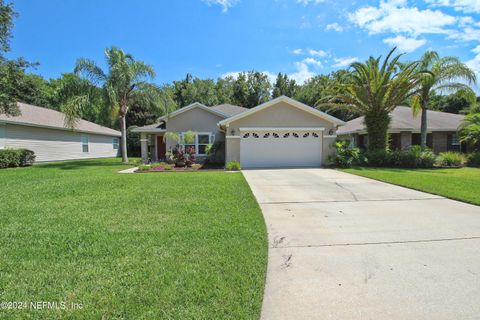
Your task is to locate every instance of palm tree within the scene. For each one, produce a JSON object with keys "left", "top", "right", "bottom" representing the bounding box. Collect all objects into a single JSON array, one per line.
[
  {"left": 63, "top": 46, "right": 170, "bottom": 163},
  {"left": 319, "top": 48, "right": 423, "bottom": 151},
  {"left": 459, "top": 113, "right": 480, "bottom": 146},
  {"left": 411, "top": 51, "right": 476, "bottom": 148}
]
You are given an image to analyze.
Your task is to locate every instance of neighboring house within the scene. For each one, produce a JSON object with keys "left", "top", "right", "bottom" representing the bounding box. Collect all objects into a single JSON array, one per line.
[
  {"left": 0, "top": 103, "right": 121, "bottom": 162},
  {"left": 133, "top": 96, "right": 345, "bottom": 168},
  {"left": 337, "top": 106, "right": 466, "bottom": 153}
]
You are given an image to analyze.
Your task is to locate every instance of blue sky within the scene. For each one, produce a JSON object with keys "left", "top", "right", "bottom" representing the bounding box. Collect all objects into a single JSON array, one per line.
[{"left": 7, "top": 0, "right": 480, "bottom": 86}]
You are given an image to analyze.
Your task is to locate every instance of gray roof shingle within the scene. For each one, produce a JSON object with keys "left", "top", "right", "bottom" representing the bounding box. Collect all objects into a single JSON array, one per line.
[
  {"left": 337, "top": 106, "right": 465, "bottom": 135},
  {"left": 209, "top": 104, "right": 247, "bottom": 116},
  {"left": 0, "top": 102, "right": 121, "bottom": 136}
]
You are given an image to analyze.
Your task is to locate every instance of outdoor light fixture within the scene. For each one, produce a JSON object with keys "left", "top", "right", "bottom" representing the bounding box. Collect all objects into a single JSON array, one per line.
[{"left": 231, "top": 129, "right": 236, "bottom": 135}]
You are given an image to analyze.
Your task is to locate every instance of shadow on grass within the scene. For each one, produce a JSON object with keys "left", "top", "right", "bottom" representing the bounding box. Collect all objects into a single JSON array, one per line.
[
  {"left": 348, "top": 166, "right": 465, "bottom": 175},
  {"left": 35, "top": 158, "right": 129, "bottom": 170}
]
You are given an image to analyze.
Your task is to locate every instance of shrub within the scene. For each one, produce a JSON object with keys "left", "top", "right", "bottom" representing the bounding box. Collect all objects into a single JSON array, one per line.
[
  {"left": 191, "top": 163, "right": 202, "bottom": 170},
  {"left": 137, "top": 164, "right": 151, "bottom": 172},
  {"left": 390, "top": 146, "right": 436, "bottom": 168},
  {"left": 365, "top": 149, "right": 392, "bottom": 167},
  {"left": 206, "top": 141, "right": 225, "bottom": 164},
  {"left": 150, "top": 163, "right": 164, "bottom": 169},
  {"left": 18, "top": 149, "right": 36, "bottom": 166},
  {"left": 467, "top": 152, "right": 480, "bottom": 167},
  {"left": 163, "top": 165, "right": 174, "bottom": 171},
  {"left": 329, "top": 141, "right": 361, "bottom": 168},
  {"left": 437, "top": 152, "right": 465, "bottom": 167},
  {"left": 225, "top": 161, "right": 241, "bottom": 171},
  {"left": 0, "top": 148, "right": 35, "bottom": 168}
]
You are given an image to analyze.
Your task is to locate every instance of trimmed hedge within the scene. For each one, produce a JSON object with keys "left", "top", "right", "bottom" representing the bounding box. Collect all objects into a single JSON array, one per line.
[
  {"left": 364, "top": 146, "right": 436, "bottom": 168},
  {"left": 0, "top": 149, "right": 36, "bottom": 168}
]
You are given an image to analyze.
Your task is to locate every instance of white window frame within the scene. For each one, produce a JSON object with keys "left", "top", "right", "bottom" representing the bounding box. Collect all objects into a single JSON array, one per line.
[
  {"left": 113, "top": 137, "right": 119, "bottom": 150},
  {"left": 181, "top": 132, "right": 215, "bottom": 156},
  {"left": 81, "top": 134, "right": 89, "bottom": 153}
]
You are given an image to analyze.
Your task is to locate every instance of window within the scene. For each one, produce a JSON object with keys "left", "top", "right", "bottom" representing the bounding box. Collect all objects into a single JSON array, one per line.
[
  {"left": 450, "top": 134, "right": 459, "bottom": 146},
  {"left": 81, "top": 135, "right": 89, "bottom": 153},
  {"left": 113, "top": 138, "right": 119, "bottom": 150},
  {"left": 181, "top": 132, "right": 214, "bottom": 155}
]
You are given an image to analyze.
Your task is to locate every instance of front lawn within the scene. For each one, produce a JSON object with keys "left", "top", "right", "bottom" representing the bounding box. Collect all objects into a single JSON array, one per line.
[
  {"left": 0, "top": 158, "right": 267, "bottom": 319},
  {"left": 342, "top": 167, "right": 480, "bottom": 206}
]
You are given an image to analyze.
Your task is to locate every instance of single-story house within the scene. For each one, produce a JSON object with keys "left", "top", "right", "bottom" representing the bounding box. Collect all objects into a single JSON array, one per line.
[
  {"left": 337, "top": 106, "right": 467, "bottom": 153},
  {"left": 0, "top": 102, "right": 121, "bottom": 162},
  {"left": 133, "top": 96, "right": 345, "bottom": 168}
]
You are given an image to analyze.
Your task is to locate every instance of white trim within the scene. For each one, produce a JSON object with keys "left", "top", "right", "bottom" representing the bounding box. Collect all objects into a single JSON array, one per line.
[
  {"left": 159, "top": 102, "right": 230, "bottom": 122},
  {"left": 0, "top": 119, "right": 121, "bottom": 137},
  {"left": 239, "top": 127, "right": 326, "bottom": 132},
  {"left": 338, "top": 128, "right": 460, "bottom": 135},
  {"left": 180, "top": 131, "right": 214, "bottom": 156},
  {"left": 218, "top": 96, "right": 345, "bottom": 127},
  {"left": 226, "top": 135, "right": 241, "bottom": 139},
  {"left": 323, "top": 135, "right": 337, "bottom": 138}
]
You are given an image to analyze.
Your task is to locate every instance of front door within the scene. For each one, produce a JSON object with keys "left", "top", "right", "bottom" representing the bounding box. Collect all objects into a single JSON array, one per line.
[{"left": 157, "top": 136, "right": 166, "bottom": 160}]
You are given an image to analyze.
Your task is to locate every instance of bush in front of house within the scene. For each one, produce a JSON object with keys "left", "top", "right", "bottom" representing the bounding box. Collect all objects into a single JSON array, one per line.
[
  {"left": 137, "top": 164, "right": 151, "bottom": 172},
  {"left": 467, "top": 152, "right": 480, "bottom": 167},
  {"left": 0, "top": 148, "right": 36, "bottom": 168},
  {"left": 361, "top": 146, "right": 435, "bottom": 168},
  {"left": 206, "top": 141, "right": 225, "bottom": 164},
  {"left": 436, "top": 151, "right": 465, "bottom": 167},
  {"left": 225, "top": 161, "right": 241, "bottom": 171},
  {"left": 390, "top": 146, "right": 436, "bottom": 168},
  {"left": 329, "top": 141, "right": 361, "bottom": 168}
]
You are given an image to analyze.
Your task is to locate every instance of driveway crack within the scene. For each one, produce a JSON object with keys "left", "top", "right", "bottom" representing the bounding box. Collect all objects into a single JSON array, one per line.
[{"left": 335, "top": 182, "right": 358, "bottom": 201}]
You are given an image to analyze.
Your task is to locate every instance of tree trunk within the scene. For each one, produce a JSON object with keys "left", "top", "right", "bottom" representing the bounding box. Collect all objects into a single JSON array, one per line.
[
  {"left": 420, "top": 104, "right": 428, "bottom": 148},
  {"left": 120, "top": 115, "right": 129, "bottom": 163},
  {"left": 365, "top": 110, "right": 391, "bottom": 151}
]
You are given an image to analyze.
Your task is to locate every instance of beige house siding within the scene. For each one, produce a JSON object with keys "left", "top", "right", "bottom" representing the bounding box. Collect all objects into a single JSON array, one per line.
[
  {"left": 0, "top": 123, "right": 5, "bottom": 149},
  {"left": 4, "top": 124, "right": 119, "bottom": 162},
  {"left": 165, "top": 108, "right": 225, "bottom": 151},
  {"left": 225, "top": 101, "right": 337, "bottom": 165}
]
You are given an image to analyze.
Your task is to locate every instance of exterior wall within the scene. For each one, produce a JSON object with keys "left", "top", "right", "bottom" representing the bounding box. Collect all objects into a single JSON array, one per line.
[
  {"left": 225, "top": 101, "right": 337, "bottom": 166},
  {"left": 0, "top": 123, "right": 5, "bottom": 149},
  {"left": 165, "top": 108, "right": 225, "bottom": 152},
  {"left": 4, "top": 123, "right": 119, "bottom": 162},
  {"left": 432, "top": 132, "right": 448, "bottom": 153},
  {"left": 225, "top": 136, "right": 240, "bottom": 163},
  {"left": 323, "top": 136, "right": 336, "bottom": 164}
]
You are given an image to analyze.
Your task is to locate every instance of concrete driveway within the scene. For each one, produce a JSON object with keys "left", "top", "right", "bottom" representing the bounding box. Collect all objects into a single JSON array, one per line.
[{"left": 242, "top": 169, "right": 480, "bottom": 320}]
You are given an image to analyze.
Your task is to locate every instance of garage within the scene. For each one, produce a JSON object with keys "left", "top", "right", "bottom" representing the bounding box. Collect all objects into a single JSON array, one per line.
[{"left": 240, "top": 128, "right": 323, "bottom": 168}]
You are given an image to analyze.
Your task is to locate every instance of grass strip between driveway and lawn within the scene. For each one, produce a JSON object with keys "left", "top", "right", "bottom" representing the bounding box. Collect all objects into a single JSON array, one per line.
[
  {"left": 0, "top": 158, "right": 267, "bottom": 319},
  {"left": 341, "top": 167, "right": 480, "bottom": 206}
]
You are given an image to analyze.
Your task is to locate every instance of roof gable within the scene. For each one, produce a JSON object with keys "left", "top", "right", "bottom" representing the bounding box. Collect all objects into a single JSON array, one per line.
[
  {"left": 160, "top": 102, "right": 230, "bottom": 121},
  {"left": 218, "top": 96, "right": 345, "bottom": 126}
]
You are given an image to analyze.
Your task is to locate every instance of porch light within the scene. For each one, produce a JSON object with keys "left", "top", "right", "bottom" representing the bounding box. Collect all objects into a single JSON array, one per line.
[{"left": 230, "top": 129, "right": 236, "bottom": 135}]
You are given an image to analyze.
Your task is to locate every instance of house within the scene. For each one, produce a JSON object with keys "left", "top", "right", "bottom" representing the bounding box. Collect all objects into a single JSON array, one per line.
[
  {"left": 337, "top": 106, "right": 467, "bottom": 153},
  {"left": 133, "top": 96, "right": 345, "bottom": 168},
  {"left": 0, "top": 102, "right": 121, "bottom": 162}
]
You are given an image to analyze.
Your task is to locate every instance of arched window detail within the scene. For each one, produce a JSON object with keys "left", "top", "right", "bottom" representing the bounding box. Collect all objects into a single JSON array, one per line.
[
  {"left": 263, "top": 133, "right": 270, "bottom": 138},
  {"left": 312, "top": 132, "right": 319, "bottom": 138},
  {"left": 273, "top": 133, "right": 280, "bottom": 138},
  {"left": 283, "top": 133, "right": 290, "bottom": 138},
  {"left": 243, "top": 133, "right": 250, "bottom": 138},
  {"left": 253, "top": 133, "right": 259, "bottom": 138},
  {"left": 293, "top": 133, "right": 299, "bottom": 138},
  {"left": 303, "top": 133, "right": 310, "bottom": 138}
]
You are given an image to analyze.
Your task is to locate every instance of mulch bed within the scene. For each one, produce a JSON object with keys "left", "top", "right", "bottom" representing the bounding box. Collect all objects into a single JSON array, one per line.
[{"left": 137, "top": 162, "right": 225, "bottom": 173}]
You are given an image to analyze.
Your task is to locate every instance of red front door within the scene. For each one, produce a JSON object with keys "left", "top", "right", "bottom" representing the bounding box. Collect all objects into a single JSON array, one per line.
[{"left": 157, "top": 136, "right": 166, "bottom": 160}]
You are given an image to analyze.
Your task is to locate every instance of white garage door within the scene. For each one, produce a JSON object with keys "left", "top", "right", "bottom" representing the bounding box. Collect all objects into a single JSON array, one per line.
[{"left": 240, "top": 129, "right": 323, "bottom": 168}]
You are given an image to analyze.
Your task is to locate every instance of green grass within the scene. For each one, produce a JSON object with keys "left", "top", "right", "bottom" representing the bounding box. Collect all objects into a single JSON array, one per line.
[
  {"left": 0, "top": 158, "right": 267, "bottom": 319},
  {"left": 342, "top": 167, "right": 480, "bottom": 206}
]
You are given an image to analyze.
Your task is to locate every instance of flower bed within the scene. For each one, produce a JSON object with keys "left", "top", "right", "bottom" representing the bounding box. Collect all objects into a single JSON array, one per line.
[{"left": 136, "top": 162, "right": 224, "bottom": 173}]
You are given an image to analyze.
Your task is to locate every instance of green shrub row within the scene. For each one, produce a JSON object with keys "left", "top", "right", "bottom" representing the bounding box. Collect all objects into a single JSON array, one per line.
[
  {"left": 331, "top": 141, "right": 479, "bottom": 168},
  {"left": 0, "top": 148, "right": 36, "bottom": 168}
]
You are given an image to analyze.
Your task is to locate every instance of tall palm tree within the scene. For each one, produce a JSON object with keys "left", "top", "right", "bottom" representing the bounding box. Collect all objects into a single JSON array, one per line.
[
  {"left": 411, "top": 51, "right": 476, "bottom": 148},
  {"left": 63, "top": 46, "right": 170, "bottom": 163},
  {"left": 319, "top": 48, "right": 423, "bottom": 150}
]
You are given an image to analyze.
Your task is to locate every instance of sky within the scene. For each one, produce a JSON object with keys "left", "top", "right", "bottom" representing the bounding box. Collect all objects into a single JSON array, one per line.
[{"left": 7, "top": 0, "right": 480, "bottom": 87}]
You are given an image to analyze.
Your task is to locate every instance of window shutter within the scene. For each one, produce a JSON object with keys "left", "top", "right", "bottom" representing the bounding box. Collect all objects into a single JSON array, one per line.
[{"left": 210, "top": 133, "right": 215, "bottom": 144}]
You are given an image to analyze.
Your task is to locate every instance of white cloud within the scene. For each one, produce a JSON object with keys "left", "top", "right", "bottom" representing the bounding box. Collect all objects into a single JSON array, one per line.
[
  {"left": 292, "top": 48, "right": 303, "bottom": 55},
  {"left": 302, "top": 57, "right": 322, "bottom": 67},
  {"left": 297, "top": 0, "right": 325, "bottom": 6},
  {"left": 466, "top": 45, "right": 480, "bottom": 74},
  {"left": 333, "top": 57, "right": 358, "bottom": 68},
  {"left": 348, "top": 0, "right": 456, "bottom": 36},
  {"left": 202, "top": 0, "right": 239, "bottom": 12},
  {"left": 308, "top": 49, "right": 328, "bottom": 57},
  {"left": 383, "top": 35, "right": 427, "bottom": 52},
  {"left": 289, "top": 62, "right": 316, "bottom": 84},
  {"left": 426, "top": 0, "right": 480, "bottom": 14},
  {"left": 325, "top": 22, "right": 344, "bottom": 32}
]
